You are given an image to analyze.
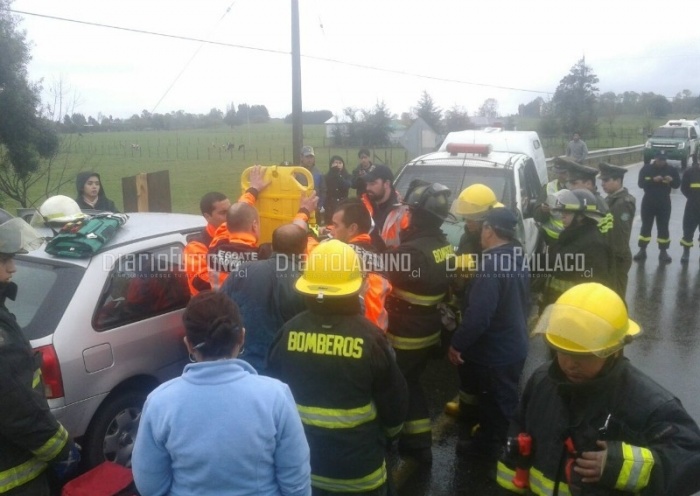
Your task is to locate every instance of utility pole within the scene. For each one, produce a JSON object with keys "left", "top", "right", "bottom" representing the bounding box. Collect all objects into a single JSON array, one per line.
[{"left": 291, "top": 0, "right": 303, "bottom": 163}]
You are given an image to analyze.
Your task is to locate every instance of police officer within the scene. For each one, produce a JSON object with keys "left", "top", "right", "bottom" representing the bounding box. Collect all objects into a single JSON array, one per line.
[
  {"left": 0, "top": 216, "right": 81, "bottom": 495},
  {"left": 382, "top": 180, "right": 453, "bottom": 463},
  {"left": 268, "top": 240, "right": 408, "bottom": 495},
  {"left": 634, "top": 150, "right": 681, "bottom": 263},
  {"left": 599, "top": 162, "right": 636, "bottom": 299},
  {"left": 561, "top": 158, "right": 611, "bottom": 217},
  {"left": 680, "top": 159, "right": 700, "bottom": 264}
]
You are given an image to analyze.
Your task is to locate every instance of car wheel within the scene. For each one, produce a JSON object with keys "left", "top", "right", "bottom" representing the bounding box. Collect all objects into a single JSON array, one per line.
[{"left": 83, "top": 389, "right": 147, "bottom": 469}]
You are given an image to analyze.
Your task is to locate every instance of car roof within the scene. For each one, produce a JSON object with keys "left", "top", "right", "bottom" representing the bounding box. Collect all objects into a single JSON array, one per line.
[
  {"left": 23, "top": 212, "right": 204, "bottom": 266},
  {"left": 404, "top": 150, "right": 527, "bottom": 168}
]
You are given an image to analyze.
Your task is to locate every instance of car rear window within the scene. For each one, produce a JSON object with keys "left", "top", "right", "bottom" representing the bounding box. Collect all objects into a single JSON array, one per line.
[
  {"left": 395, "top": 165, "right": 510, "bottom": 207},
  {"left": 653, "top": 128, "right": 688, "bottom": 139},
  {"left": 9, "top": 259, "right": 84, "bottom": 340}
]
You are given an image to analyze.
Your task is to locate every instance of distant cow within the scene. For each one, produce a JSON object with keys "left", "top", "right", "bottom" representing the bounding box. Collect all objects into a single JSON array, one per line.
[
  {"left": 131, "top": 143, "right": 141, "bottom": 150},
  {"left": 222, "top": 142, "right": 235, "bottom": 152},
  {"left": 238, "top": 144, "right": 245, "bottom": 151}
]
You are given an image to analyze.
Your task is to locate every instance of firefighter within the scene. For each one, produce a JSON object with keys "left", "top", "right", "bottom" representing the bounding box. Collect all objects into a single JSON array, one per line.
[
  {"left": 498, "top": 283, "right": 700, "bottom": 495},
  {"left": 634, "top": 150, "right": 681, "bottom": 263},
  {"left": 448, "top": 207, "right": 530, "bottom": 461},
  {"left": 327, "top": 198, "right": 392, "bottom": 332},
  {"left": 268, "top": 240, "right": 408, "bottom": 495},
  {"left": 543, "top": 189, "right": 613, "bottom": 307},
  {"left": 680, "top": 159, "right": 700, "bottom": 264},
  {"left": 534, "top": 158, "right": 569, "bottom": 245},
  {"left": 0, "top": 217, "right": 81, "bottom": 495},
  {"left": 443, "top": 183, "right": 499, "bottom": 423},
  {"left": 599, "top": 162, "right": 636, "bottom": 299},
  {"left": 183, "top": 191, "right": 231, "bottom": 295},
  {"left": 359, "top": 165, "right": 410, "bottom": 251},
  {"left": 382, "top": 180, "right": 453, "bottom": 463}
]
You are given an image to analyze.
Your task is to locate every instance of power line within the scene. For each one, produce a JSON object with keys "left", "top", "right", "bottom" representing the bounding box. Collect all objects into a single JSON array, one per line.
[{"left": 9, "top": 8, "right": 553, "bottom": 96}]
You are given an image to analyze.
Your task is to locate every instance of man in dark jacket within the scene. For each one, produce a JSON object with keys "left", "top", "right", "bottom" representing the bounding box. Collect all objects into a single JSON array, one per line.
[
  {"left": 498, "top": 283, "right": 700, "bottom": 495},
  {"left": 351, "top": 148, "right": 373, "bottom": 196},
  {"left": 221, "top": 223, "right": 307, "bottom": 375},
  {"left": 323, "top": 155, "right": 352, "bottom": 225},
  {"left": 0, "top": 217, "right": 81, "bottom": 495},
  {"left": 75, "top": 171, "right": 118, "bottom": 212},
  {"left": 634, "top": 150, "right": 681, "bottom": 263},
  {"left": 268, "top": 240, "right": 408, "bottom": 495},
  {"left": 599, "top": 162, "right": 636, "bottom": 299},
  {"left": 680, "top": 159, "right": 700, "bottom": 263},
  {"left": 448, "top": 207, "right": 530, "bottom": 461},
  {"left": 382, "top": 180, "right": 453, "bottom": 463}
]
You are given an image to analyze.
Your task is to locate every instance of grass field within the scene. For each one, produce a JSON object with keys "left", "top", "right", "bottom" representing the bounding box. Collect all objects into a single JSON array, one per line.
[
  {"left": 16, "top": 123, "right": 408, "bottom": 214},
  {"left": 11, "top": 114, "right": 690, "bottom": 215}
]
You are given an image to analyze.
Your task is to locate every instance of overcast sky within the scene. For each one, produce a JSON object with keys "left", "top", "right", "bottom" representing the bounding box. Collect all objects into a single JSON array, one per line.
[{"left": 10, "top": 0, "right": 700, "bottom": 121}]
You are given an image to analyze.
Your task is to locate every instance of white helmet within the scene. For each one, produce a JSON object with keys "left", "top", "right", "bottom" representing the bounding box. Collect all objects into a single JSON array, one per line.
[{"left": 31, "top": 195, "right": 87, "bottom": 226}]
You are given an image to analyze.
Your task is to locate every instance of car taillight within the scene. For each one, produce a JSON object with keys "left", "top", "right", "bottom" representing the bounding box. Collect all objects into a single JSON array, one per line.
[
  {"left": 36, "top": 344, "right": 64, "bottom": 399},
  {"left": 446, "top": 143, "right": 491, "bottom": 156}
]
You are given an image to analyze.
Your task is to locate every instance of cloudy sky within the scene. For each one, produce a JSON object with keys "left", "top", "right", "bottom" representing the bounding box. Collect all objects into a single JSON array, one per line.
[{"left": 10, "top": 0, "right": 700, "bottom": 121}]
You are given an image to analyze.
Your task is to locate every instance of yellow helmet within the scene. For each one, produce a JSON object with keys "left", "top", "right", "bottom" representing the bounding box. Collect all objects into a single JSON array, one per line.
[
  {"left": 534, "top": 283, "right": 641, "bottom": 357},
  {"left": 452, "top": 184, "right": 498, "bottom": 220},
  {"left": 295, "top": 239, "right": 363, "bottom": 297}
]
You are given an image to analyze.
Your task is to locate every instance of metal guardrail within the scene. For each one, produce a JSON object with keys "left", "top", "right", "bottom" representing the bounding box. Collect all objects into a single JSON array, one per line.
[{"left": 545, "top": 144, "right": 644, "bottom": 166}]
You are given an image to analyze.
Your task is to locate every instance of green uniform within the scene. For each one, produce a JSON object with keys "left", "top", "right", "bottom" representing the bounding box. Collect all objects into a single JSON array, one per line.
[{"left": 606, "top": 187, "right": 636, "bottom": 299}]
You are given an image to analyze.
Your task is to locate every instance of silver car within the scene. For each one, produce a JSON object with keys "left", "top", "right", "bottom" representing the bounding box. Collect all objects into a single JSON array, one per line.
[{"left": 10, "top": 212, "right": 204, "bottom": 468}]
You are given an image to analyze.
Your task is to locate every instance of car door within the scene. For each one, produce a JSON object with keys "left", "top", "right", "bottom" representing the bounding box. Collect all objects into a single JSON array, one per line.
[{"left": 513, "top": 158, "right": 542, "bottom": 255}]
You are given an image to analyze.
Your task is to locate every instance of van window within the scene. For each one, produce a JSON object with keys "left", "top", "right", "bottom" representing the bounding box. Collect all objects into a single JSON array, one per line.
[
  {"left": 691, "top": 128, "right": 698, "bottom": 139},
  {"left": 9, "top": 259, "right": 84, "bottom": 340},
  {"left": 93, "top": 244, "right": 190, "bottom": 331},
  {"left": 395, "top": 166, "right": 511, "bottom": 208}
]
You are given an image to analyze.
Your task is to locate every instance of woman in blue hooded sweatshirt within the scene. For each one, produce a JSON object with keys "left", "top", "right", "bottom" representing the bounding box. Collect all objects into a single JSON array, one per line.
[
  {"left": 132, "top": 291, "right": 311, "bottom": 496},
  {"left": 75, "top": 171, "right": 119, "bottom": 212}
]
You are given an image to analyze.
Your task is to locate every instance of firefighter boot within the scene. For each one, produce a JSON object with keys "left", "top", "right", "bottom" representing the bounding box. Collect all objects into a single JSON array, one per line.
[
  {"left": 659, "top": 248, "right": 672, "bottom": 264},
  {"left": 633, "top": 246, "right": 647, "bottom": 261},
  {"left": 681, "top": 246, "right": 691, "bottom": 264}
]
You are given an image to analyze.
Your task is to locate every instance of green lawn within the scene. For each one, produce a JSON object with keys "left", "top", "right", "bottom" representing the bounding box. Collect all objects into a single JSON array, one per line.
[{"left": 15, "top": 123, "right": 407, "bottom": 215}]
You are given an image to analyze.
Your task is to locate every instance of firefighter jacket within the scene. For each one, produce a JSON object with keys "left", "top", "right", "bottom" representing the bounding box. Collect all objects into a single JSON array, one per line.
[
  {"left": 349, "top": 234, "right": 392, "bottom": 332},
  {"left": 543, "top": 219, "right": 613, "bottom": 306},
  {"left": 267, "top": 298, "right": 408, "bottom": 493},
  {"left": 681, "top": 166, "right": 700, "bottom": 205},
  {"left": 0, "top": 282, "right": 73, "bottom": 494},
  {"left": 361, "top": 191, "right": 410, "bottom": 251},
  {"left": 638, "top": 163, "right": 681, "bottom": 205},
  {"left": 605, "top": 188, "right": 636, "bottom": 262},
  {"left": 183, "top": 223, "right": 217, "bottom": 295},
  {"left": 497, "top": 357, "right": 700, "bottom": 495},
  {"left": 382, "top": 226, "right": 453, "bottom": 351},
  {"left": 451, "top": 242, "right": 530, "bottom": 366},
  {"left": 534, "top": 180, "right": 566, "bottom": 241}
]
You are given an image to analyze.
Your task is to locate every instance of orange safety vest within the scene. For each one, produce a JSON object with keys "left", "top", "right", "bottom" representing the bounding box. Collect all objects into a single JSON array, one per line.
[
  {"left": 349, "top": 234, "right": 392, "bottom": 332},
  {"left": 183, "top": 223, "right": 217, "bottom": 295}
]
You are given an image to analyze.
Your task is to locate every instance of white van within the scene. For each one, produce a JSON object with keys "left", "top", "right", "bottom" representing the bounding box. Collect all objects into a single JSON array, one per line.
[{"left": 394, "top": 129, "right": 548, "bottom": 256}]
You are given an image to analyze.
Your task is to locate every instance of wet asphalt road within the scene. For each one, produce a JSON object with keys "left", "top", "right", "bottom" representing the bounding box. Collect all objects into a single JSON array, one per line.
[{"left": 395, "top": 161, "right": 700, "bottom": 495}]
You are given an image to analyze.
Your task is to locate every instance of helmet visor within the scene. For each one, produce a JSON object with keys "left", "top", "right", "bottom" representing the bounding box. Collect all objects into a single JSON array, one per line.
[{"left": 534, "top": 303, "right": 641, "bottom": 357}]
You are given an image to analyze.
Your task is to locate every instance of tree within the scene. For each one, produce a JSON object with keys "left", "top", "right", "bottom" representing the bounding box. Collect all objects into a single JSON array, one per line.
[
  {"left": 414, "top": 91, "right": 442, "bottom": 133},
  {"left": 0, "top": 1, "right": 61, "bottom": 206},
  {"left": 444, "top": 105, "right": 472, "bottom": 132},
  {"left": 223, "top": 103, "right": 237, "bottom": 128},
  {"left": 598, "top": 91, "right": 620, "bottom": 135},
  {"left": 551, "top": 57, "right": 599, "bottom": 136},
  {"left": 518, "top": 97, "right": 544, "bottom": 118},
  {"left": 478, "top": 98, "right": 499, "bottom": 119}
]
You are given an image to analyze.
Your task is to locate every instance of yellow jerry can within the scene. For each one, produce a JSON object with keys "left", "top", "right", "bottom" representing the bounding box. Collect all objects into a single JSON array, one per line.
[{"left": 240, "top": 165, "right": 317, "bottom": 244}]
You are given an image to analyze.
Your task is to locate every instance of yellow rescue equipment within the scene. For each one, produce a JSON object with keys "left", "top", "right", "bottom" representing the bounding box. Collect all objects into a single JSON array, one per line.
[{"left": 241, "top": 165, "right": 317, "bottom": 244}]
